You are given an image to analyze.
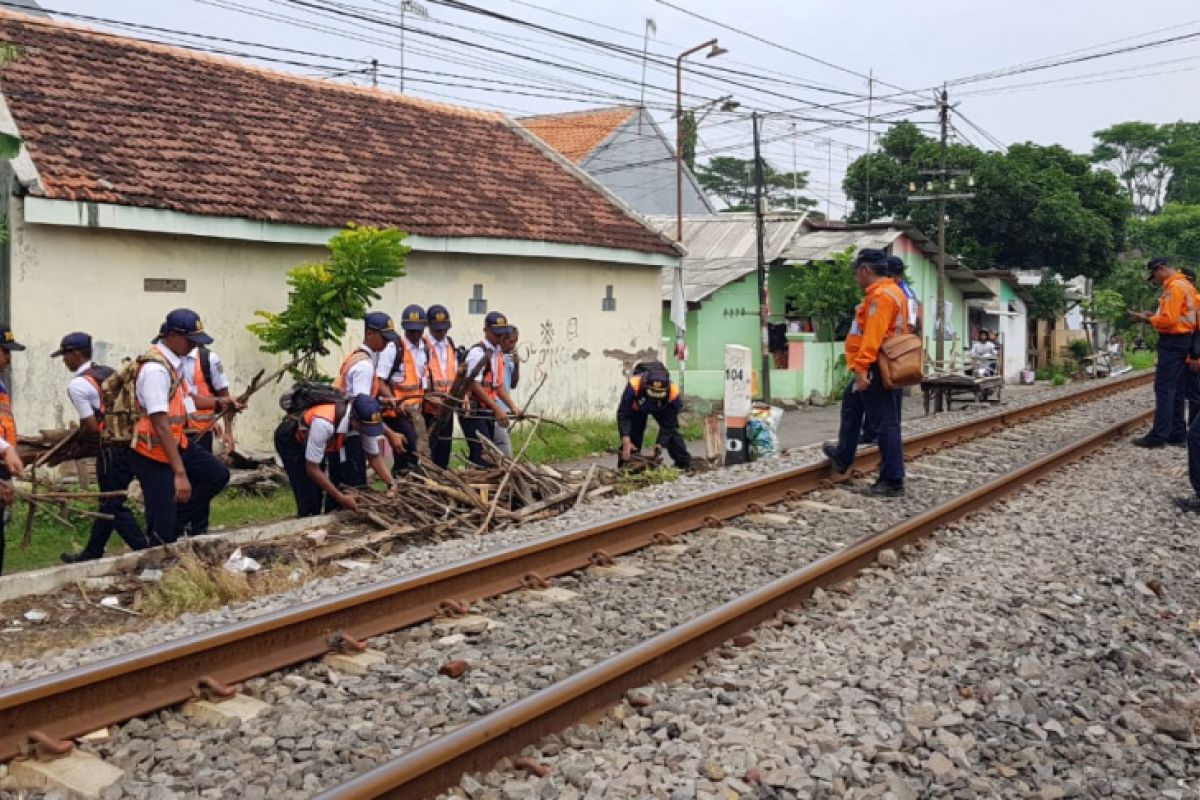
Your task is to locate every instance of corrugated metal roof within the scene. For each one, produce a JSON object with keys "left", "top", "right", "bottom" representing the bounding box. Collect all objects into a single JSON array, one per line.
[
  {"left": 646, "top": 214, "right": 806, "bottom": 302},
  {"left": 780, "top": 228, "right": 902, "bottom": 263}
]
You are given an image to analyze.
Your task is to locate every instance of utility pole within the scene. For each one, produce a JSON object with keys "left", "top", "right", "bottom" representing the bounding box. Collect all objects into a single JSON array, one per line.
[
  {"left": 638, "top": 17, "right": 656, "bottom": 132},
  {"left": 826, "top": 139, "right": 833, "bottom": 219},
  {"left": 752, "top": 112, "right": 771, "bottom": 403},
  {"left": 791, "top": 122, "right": 798, "bottom": 211},
  {"left": 864, "top": 69, "right": 874, "bottom": 218},
  {"left": 675, "top": 38, "right": 725, "bottom": 242},
  {"left": 370, "top": 58, "right": 379, "bottom": 88},
  {"left": 398, "top": 0, "right": 430, "bottom": 92},
  {"left": 908, "top": 85, "right": 974, "bottom": 367}
]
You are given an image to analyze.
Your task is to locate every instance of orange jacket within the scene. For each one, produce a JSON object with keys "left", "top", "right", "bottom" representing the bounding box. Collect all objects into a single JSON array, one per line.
[
  {"left": 0, "top": 381, "right": 15, "bottom": 445},
  {"left": 334, "top": 349, "right": 380, "bottom": 397},
  {"left": 845, "top": 279, "right": 908, "bottom": 375},
  {"left": 299, "top": 404, "right": 344, "bottom": 453},
  {"left": 131, "top": 357, "right": 189, "bottom": 464},
  {"left": 423, "top": 334, "right": 458, "bottom": 415},
  {"left": 1150, "top": 273, "right": 1198, "bottom": 335},
  {"left": 186, "top": 355, "right": 215, "bottom": 434}
]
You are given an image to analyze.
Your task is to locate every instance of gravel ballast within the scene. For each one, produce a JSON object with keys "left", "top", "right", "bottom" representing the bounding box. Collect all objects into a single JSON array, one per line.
[{"left": 453, "top": 437, "right": 1200, "bottom": 798}]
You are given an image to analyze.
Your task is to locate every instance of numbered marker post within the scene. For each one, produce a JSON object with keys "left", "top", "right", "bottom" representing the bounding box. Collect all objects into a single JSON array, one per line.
[{"left": 724, "top": 344, "right": 751, "bottom": 466}]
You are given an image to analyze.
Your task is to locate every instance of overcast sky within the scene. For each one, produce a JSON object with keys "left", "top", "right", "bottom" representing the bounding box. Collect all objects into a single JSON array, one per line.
[{"left": 31, "top": 0, "right": 1200, "bottom": 216}]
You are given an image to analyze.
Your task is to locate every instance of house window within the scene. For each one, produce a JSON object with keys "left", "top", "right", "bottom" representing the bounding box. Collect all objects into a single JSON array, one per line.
[
  {"left": 601, "top": 285, "right": 616, "bottom": 312},
  {"left": 468, "top": 283, "right": 487, "bottom": 314}
]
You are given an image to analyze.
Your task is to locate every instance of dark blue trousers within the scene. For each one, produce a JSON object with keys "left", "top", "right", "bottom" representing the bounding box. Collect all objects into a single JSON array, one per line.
[
  {"left": 834, "top": 375, "right": 904, "bottom": 486},
  {"left": 426, "top": 413, "right": 453, "bottom": 470},
  {"left": 331, "top": 435, "right": 368, "bottom": 488},
  {"left": 861, "top": 389, "right": 903, "bottom": 442},
  {"left": 1190, "top": 399, "right": 1200, "bottom": 499},
  {"left": 275, "top": 420, "right": 337, "bottom": 517},
  {"left": 78, "top": 446, "right": 148, "bottom": 559},
  {"left": 461, "top": 411, "right": 496, "bottom": 467},
  {"left": 130, "top": 445, "right": 229, "bottom": 546},
  {"left": 385, "top": 414, "right": 419, "bottom": 475},
  {"left": 1182, "top": 364, "right": 1200, "bottom": 429},
  {"left": 1152, "top": 335, "right": 1192, "bottom": 442}
]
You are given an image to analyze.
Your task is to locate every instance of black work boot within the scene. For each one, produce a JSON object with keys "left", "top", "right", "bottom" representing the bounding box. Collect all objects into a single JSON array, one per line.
[
  {"left": 864, "top": 480, "right": 905, "bottom": 498},
  {"left": 822, "top": 442, "right": 850, "bottom": 474}
]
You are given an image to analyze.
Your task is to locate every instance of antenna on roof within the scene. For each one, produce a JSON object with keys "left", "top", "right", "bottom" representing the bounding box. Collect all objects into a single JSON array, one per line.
[
  {"left": 638, "top": 17, "right": 656, "bottom": 133},
  {"left": 399, "top": 0, "right": 431, "bottom": 93}
]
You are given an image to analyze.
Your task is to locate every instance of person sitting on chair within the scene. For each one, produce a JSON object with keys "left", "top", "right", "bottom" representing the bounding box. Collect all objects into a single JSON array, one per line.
[{"left": 969, "top": 329, "right": 997, "bottom": 377}]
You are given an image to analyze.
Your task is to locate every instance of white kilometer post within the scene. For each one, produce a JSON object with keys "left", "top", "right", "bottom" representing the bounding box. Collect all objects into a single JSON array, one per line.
[{"left": 723, "top": 344, "right": 752, "bottom": 465}]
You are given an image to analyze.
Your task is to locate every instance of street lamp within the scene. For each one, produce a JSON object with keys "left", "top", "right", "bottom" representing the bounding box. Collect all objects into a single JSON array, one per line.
[{"left": 675, "top": 38, "right": 725, "bottom": 243}]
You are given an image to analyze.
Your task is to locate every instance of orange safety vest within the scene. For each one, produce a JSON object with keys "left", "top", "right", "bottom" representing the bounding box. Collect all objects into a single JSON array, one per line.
[
  {"left": 845, "top": 280, "right": 908, "bottom": 374},
  {"left": 186, "top": 354, "right": 215, "bottom": 434},
  {"left": 131, "top": 354, "right": 189, "bottom": 463},
  {"left": 469, "top": 343, "right": 506, "bottom": 404},
  {"left": 0, "top": 380, "right": 15, "bottom": 446},
  {"left": 334, "top": 349, "right": 380, "bottom": 398},
  {"left": 81, "top": 368, "right": 109, "bottom": 433},
  {"left": 299, "top": 404, "right": 344, "bottom": 454},
  {"left": 387, "top": 341, "right": 425, "bottom": 411},
  {"left": 629, "top": 375, "right": 680, "bottom": 410},
  {"left": 424, "top": 334, "right": 458, "bottom": 415},
  {"left": 1151, "top": 273, "right": 1199, "bottom": 335}
]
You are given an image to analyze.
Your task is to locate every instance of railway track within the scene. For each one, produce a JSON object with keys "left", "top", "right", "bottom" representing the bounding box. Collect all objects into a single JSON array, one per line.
[{"left": 0, "top": 372, "right": 1156, "bottom": 797}]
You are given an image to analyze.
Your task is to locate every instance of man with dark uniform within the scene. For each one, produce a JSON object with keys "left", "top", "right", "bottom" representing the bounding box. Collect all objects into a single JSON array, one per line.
[
  {"left": 275, "top": 394, "right": 396, "bottom": 517},
  {"left": 0, "top": 325, "right": 26, "bottom": 574},
  {"left": 384, "top": 304, "right": 430, "bottom": 474},
  {"left": 423, "top": 304, "right": 457, "bottom": 469},
  {"left": 54, "top": 332, "right": 150, "bottom": 563},
  {"left": 1131, "top": 257, "right": 1198, "bottom": 447},
  {"left": 617, "top": 363, "right": 691, "bottom": 470},
  {"left": 462, "top": 311, "right": 522, "bottom": 467},
  {"left": 334, "top": 311, "right": 406, "bottom": 485}
]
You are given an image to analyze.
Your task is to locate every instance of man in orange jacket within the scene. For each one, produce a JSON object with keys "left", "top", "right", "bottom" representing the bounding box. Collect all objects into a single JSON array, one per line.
[
  {"left": 1131, "top": 257, "right": 1198, "bottom": 447},
  {"left": 822, "top": 249, "right": 908, "bottom": 497}
]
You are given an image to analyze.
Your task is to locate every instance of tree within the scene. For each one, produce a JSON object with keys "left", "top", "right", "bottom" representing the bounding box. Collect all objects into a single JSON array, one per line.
[
  {"left": 1098, "top": 258, "right": 1158, "bottom": 325},
  {"left": 843, "top": 125, "right": 1129, "bottom": 281},
  {"left": 1129, "top": 202, "right": 1200, "bottom": 266},
  {"left": 696, "top": 156, "right": 816, "bottom": 212},
  {"left": 1025, "top": 271, "right": 1070, "bottom": 323},
  {"left": 1090, "top": 121, "right": 1170, "bottom": 216},
  {"left": 785, "top": 247, "right": 860, "bottom": 397},
  {"left": 249, "top": 224, "right": 410, "bottom": 378},
  {"left": 1160, "top": 122, "right": 1200, "bottom": 205}
]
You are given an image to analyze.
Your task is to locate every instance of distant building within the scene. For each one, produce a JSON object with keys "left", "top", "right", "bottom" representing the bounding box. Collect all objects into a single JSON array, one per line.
[{"left": 522, "top": 106, "right": 714, "bottom": 217}]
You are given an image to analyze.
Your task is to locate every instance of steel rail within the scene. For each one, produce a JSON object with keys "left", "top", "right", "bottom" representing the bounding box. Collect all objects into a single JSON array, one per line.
[
  {"left": 318, "top": 406, "right": 1155, "bottom": 800},
  {"left": 0, "top": 372, "right": 1152, "bottom": 762}
]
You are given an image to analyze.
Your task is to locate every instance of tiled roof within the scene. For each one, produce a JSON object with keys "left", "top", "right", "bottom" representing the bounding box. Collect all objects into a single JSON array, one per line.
[
  {"left": 0, "top": 12, "right": 675, "bottom": 256},
  {"left": 520, "top": 107, "right": 638, "bottom": 164}
]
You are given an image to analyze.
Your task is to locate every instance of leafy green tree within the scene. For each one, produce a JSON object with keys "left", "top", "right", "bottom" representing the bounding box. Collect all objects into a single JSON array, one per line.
[
  {"left": 1098, "top": 258, "right": 1159, "bottom": 325},
  {"left": 843, "top": 124, "right": 1129, "bottom": 280},
  {"left": 1090, "top": 121, "right": 1170, "bottom": 216},
  {"left": 696, "top": 156, "right": 816, "bottom": 212},
  {"left": 1025, "top": 271, "right": 1070, "bottom": 323},
  {"left": 1130, "top": 202, "right": 1200, "bottom": 267},
  {"left": 1161, "top": 122, "right": 1200, "bottom": 205},
  {"left": 785, "top": 247, "right": 860, "bottom": 396},
  {"left": 249, "top": 224, "right": 410, "bottom": 378}
]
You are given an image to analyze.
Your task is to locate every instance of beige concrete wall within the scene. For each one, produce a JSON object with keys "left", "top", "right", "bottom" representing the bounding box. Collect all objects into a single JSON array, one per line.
[{"left": 7, "top": 207, "right": 661, "bottom": 452}]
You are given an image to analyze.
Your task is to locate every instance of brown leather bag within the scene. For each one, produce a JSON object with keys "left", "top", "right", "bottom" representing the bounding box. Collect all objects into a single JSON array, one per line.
[{"left": 876, "top": 333, "right": 924, "bottom": 389}]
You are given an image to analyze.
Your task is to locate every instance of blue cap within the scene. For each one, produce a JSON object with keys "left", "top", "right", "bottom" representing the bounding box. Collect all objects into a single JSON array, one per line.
[
  {"left": 400, "top": 304, "right": 427, "bottom": 331},
  {"left": 364, "top": 311, "right": 400, "bottom": 343},
  {"left": 485, "top": 311, "right": 513, "bottom": 335},
  {"left": 0, "top": 325, "right": 26, "bottom": 352},
  {"left": 886, "top": 255, "right": 905, "bottom": 276},
  {"left": 51, "top": 331, "right": 92, "bottom": 358},
  {"left": 163, "top": 309, "right": 213, "bottom": 345},
  {"left": 427, "top": 304, "right": 452, "bottom": 331},
  {"left": 854, "top": 248, "right": 888, "bottom": 267},
  {"left": 351, "top": 394, "right": 385, "bottom": 437}
]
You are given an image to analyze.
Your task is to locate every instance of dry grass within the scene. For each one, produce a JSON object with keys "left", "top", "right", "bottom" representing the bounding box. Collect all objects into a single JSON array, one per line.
[{"left": 141, "top": 550, "right": 309, "bottom": 617}]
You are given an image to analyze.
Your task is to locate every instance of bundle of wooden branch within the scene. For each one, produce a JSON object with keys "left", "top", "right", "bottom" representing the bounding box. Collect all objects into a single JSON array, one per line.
[{"left": 348, "top": 454, "right": 614, "bottom": 537}]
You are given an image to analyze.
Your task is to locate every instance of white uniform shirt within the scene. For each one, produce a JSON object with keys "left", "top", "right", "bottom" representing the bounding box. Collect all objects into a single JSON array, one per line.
[
  {"left": 180, "top": 348, "right": 230, "bottom": 414},
  {"left": 970, "top": 341, "right": 997, "bottom": 359},
  {"left": 343, "top": 344, "right": 381, "bottom": 398},
  {"left": 67, "top": 361, "right": 102, "bottom": 420},
  {"left": 305, "top": 408, "right": 381, "bottom": 464},
  {"left": 464, "top": 341, "right": 501, "bottom": 384},
  {"left": 135, "top": 343, "right": 185, "bottom": 415},
  {"left": 391, "top": 337, "right": 430, "bottom": 389},
  {"left": 375, "top": 342, "right": 397, "bottom": 383}
]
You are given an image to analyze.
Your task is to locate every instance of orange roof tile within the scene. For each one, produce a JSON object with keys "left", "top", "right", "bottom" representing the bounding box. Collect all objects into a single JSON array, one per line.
[
  {"left": 520, "top": 107, "right": 638, "bottom": 164},
  {"left": 0, "top": 13, "right": 675, "bottom": 256}
]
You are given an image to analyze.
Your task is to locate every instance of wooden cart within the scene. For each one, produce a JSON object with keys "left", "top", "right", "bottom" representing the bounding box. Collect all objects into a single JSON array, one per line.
[{"left": 920, "top": 372, "right": 1004, "bottom": 414}]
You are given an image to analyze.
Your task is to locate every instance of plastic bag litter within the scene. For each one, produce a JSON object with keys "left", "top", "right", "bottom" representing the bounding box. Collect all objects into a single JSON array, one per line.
[
  {"left": 747, "top": 403, "right": 784, "bottom": 461},
  {"left": 223, "top": 548, "right": 262, "bottom": 574}
]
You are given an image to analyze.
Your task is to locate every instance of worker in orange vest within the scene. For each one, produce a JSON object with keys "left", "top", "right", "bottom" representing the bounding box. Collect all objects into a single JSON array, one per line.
[
  {"left": 334, "top": 311, "right": 406, "bottom": 486},
  {"left": 128, "top": 309, "right": 235, "bottom": 545},
  {"left": 617, "top": 361, "right": 691, "bottom": 469},
  {"left": 423, "top": 304, "right": 458, "bottom": 469},
  {"left": 462, "top": 312, "right": 522, "bottom": 466},
  {"left": 384, "top": 304, "right": 430, "bottom": 474},
  {"left": 823, "top": 249, "right": 909, "bottom": 497},
  {"left": 0, "top": 325, "right": 26, "bottom": 575},
  {"left": 1131, "top": 257, "right": 1198, "bottom": 447}
]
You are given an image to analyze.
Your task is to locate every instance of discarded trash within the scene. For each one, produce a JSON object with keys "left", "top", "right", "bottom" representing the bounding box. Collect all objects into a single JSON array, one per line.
[
  {"left": 334, "top": 559, "right": 371, "bottom": 572},
  {"left": 137, "top": 568, "right": 163, "bottom": 583},
  {"left": 287, "top": 569, "right": 304, "bottom": 582},
  {"left": 99, "top": 596, "right": 121, "bottom": 608},
  {"left": 305, "top": 530, "right": 329, "bottom": 546},
  {"left": 23, "top": 609, "right": 48, "bottom": 623},
  {"left": 223, "top": 548, "right": 262, "bottom": 574}
]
